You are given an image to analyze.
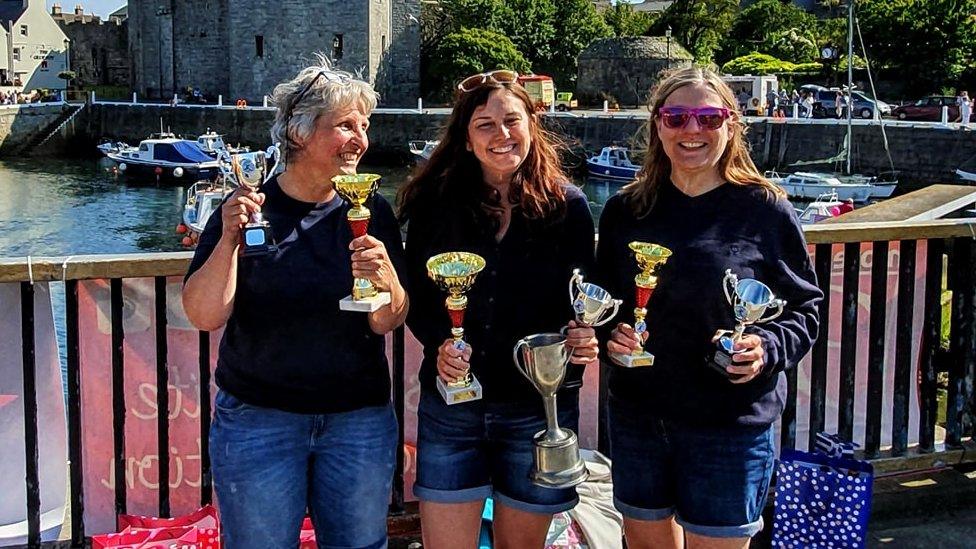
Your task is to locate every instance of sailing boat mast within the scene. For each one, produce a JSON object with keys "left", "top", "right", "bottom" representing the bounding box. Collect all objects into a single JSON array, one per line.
[{"left": 846, "top": 0, "right": 854, "bottom": 175}]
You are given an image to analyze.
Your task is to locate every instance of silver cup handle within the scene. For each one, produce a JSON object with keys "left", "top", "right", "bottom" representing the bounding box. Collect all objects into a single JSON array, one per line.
[
  {"left": 568, "top": 268, "right": 582, "bottom": 306},
  {"left": 591, "top": 298, "right": 622, "bottom": 327},
  {"left": 513, "top": 338, "right": 533, "bottom": 384},
  {"left": 723, "top": 269, "right": 738, "bottom": 305},
  {"left": 758, "top": 298, "right": 787, "bottom": 323}
]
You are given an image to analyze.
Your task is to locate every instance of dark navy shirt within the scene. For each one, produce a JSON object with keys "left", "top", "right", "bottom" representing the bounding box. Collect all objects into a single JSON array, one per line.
[
  {"left": 596, "top": 181, "right": 822, "bottom": 427},
  {"left": 404, "top": 185, "right": 595, "bottom": 404},
  {"left": 186, "top": 176, "right": 406, "bottom": 414}
]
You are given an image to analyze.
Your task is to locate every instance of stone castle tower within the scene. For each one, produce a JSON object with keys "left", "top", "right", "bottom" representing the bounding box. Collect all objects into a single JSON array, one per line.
[{"left": 128, "top": 0, "right": 419, "bottom": 106}]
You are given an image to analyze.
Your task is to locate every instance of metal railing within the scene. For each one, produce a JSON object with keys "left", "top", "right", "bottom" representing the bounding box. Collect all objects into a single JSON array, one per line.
[{"left": 1, "top": 218, "right": 975, "bottom": 547}]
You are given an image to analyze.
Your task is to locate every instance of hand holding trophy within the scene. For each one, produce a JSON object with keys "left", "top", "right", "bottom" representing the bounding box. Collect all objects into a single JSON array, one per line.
[
  {"left": 708, "top": 269, "right": 786, "bottom": 379},
  {"left": 426, "top": 251, "right": 486, "bottom": 404},
  {"left": 220, "top": 148, "right": 276, "bottom": 258},
  {"left": 332, "top": 173, "right": 392, "bottom": 312},
  {"left": 609, "top": 242, "right": 672, "bottom": 367},
  {"left": 568, "top": 268, "right": 622, "bottom": 328},
  {"left": 513, "top": 333, "right": 588, "bottom": 488}
]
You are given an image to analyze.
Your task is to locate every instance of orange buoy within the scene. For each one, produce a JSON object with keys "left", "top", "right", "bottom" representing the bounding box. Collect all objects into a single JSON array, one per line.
[
  {"left": 176, "top": 224, "right": 188, "bottom": 234},
  {"left": 181, "top": 236, "right": 193, "bottom": 247}
]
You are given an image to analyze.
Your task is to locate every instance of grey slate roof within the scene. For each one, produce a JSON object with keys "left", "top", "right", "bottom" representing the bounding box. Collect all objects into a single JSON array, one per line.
[
  {"left": 579, "top": 36, "right": 693, "bottom": 61},
  {"left": 0, "top": 0, "right": 26, "bottom": 31}
]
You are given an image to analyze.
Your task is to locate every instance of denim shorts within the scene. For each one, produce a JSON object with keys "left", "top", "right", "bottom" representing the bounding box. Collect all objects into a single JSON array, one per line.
[
  {"left": 414, "top": 389, "right": 580, "bottom": 515},
  {"left": 210, "top": 390, "right": 397, "bottom": 549},
  {"left": 608, "top": 397, "right": 775, "bottom": 538}
]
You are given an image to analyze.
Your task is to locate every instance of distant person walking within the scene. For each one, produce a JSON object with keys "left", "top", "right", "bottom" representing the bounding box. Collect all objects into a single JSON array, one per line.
[
  {"left": 765, "top": 88, "right": 778, "bottom": 117},
  {"left": 801, "top": 91, "right": 814, "bottom": 118},
  {"left": 958, "top": 91, "right": 971, "bottom": 127},
  {"left": 835, "top": 92, "right": 844, "bottom": 119}
]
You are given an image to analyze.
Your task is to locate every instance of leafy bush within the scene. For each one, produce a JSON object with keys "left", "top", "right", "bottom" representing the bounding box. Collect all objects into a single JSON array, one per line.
[
  {"left": 427, "top": 28, "right": 531, "bottom": 101},
  {"left": 722, "top": 52, "right": 822, "bottom": 75}
]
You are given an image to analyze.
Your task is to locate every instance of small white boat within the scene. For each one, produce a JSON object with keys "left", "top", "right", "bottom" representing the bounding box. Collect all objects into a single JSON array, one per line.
[
  {"left": 107, "top": 135, "right": 222, "bottom": 183},
  {"left": 795, "top": 191, "right": 854, "bottom": 224},
  {"left": 409, "top": 140, "right": 438, "bottom": 165},
  {"left": 195, "top": 129, "right": 249, "bottom": 156},
  {"left": 177, "top": 179, "right": 237, "bottom": 247},
  {"left": 586, "top": 146, "right": 641, "bottom": 182},
  {"left": 96, "top": 139, "right": 129, "bottom": 156},
  {"left": 767, "top": 171, "right": 896, "bottom": 203}
]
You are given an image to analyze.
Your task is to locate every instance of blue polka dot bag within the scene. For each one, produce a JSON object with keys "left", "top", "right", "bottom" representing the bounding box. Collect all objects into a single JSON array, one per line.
[{"left": 771, "top": 441, "right": 874, "bottom": 548}]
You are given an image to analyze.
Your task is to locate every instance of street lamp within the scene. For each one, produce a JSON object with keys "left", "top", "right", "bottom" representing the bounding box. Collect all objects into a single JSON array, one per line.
[{"left": 665, "top": 25, "right": 672, "bottom": 69}]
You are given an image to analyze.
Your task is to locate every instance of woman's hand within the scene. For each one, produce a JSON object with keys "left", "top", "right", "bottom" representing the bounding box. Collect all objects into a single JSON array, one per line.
[
  {"left": 565, "top": 320, "right": 599, "bottom": 365},
  {"left": 350, "top": 235, "right": 400, "bottom": 292},
  {"left": 713, "top": 332, "right": 765, "bottom": 384},
  {"left": 607, "top": 322, "right": 645, "bottom": 357},
  {"left": 436, "top": 339, "right": 472, "bottom": 384},
  {"left": 220, "top": 188, "right": 265, "bottom": 244}
]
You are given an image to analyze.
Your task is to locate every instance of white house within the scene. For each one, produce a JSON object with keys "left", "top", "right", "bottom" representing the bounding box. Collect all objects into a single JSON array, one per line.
[{"left": 0, "top": 0, "right": 69, "bottom": 91}]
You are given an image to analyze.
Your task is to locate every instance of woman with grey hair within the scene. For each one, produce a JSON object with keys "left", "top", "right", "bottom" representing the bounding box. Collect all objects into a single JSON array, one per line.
[{"left": 183, "top": 59, "right": 408, "bottom": 548}]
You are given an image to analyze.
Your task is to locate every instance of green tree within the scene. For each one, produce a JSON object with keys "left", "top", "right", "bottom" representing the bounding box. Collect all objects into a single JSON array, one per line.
[
  {"left": 603, "top": 2, "right": 658, "bottom": 37},
  {"left": 546, "top": 0, "right": 612, "bottom": 87},
  {"left": 722, "top": 52, "right": 821, "bottom": 76},
  {"left": 651, "top": 0, "right": 738, "bottom": 64},
  {"left": 719, "top": 0, "right": 820, "bottom": 64},
  {"left": 427, "top": 28, "right": 532, "bottom": 100},
  {"left": 495, "top": 0, "right": 558, "bottom": 76}
]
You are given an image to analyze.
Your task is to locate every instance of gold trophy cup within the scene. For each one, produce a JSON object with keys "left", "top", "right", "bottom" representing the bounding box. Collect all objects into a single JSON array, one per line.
[
  {"left": 427, "top": 252, "right": 487, "bottom": 404},
  {"left": 609, "top": 241, "right": 672, "bottom": 367},
  {"left": 332, "top": 173, "right": 392, "bottom": 312}
]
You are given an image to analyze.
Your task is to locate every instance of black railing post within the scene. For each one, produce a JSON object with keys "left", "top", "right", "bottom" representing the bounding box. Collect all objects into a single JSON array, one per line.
[
  {"left": 198, "top": 331, "right": 213, "bottom": 505},
  {"left": 20, "top": 282, "right": 40, "bottom": 548},
  {"left": 808, "top": 244, "right": 832, "bottom": 451},
  {"left": 154, "top": 277, "right": 170, "bottom": 517},
  {"left": 65, "top": 279, "right": 85, "bottom": 545},
  {"left": 839, "top": 242, "right": 861, "bottom": 441},
  {"left": 110, "top": 278, "right": 127, "bottom": 521},
  {"left": 390, "top": 326, "right": 406, "bottom": 514},
  {"left": 946, "top": 238, "right": 973, "bottom": 446},
  {"left": 865, "top": 241, "right": 889, "bottom": 459},
  {"left": 918, "top": 239, "right": 944, "bottom": 452},
  {"left": 892, "top": 240, "right": 916, "bottom": 456}
]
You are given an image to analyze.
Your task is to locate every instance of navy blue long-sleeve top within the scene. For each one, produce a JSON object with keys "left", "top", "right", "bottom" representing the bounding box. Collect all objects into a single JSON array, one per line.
[
  {"left": 596, "top": 181, "right": 822, "bottom": 427},
  {"left": 404, "top": 185, "right": 595, "bottom": 404},
  {"left": 186, "top": 177, "right": 406, "bottom": 414}
]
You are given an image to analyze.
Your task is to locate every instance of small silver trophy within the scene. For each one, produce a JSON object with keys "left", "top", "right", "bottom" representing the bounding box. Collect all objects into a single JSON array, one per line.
[
  {"left": 219, "top": 148, "right": 277, "bottom": 258},
  {"left": 568, "top": 268, "right": 622, "bottom": 328},
  {"left": 513, "top": 333, "right": 588, "bottom": 489},
  {"left": 709, "top": 269, "right": 786, "bottom": 378}
]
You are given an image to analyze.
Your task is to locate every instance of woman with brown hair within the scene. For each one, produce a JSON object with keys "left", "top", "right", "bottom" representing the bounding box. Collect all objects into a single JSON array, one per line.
[
  {"left": 597, "top": 66, "right": 822, "bottom": 548},
  {"left": 398, "top": 70, "right": 599, "bottom": 548}
]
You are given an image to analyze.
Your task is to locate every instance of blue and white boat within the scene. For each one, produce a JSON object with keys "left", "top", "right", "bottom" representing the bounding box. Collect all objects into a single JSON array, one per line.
[
  {"left": 106, "top": 135, "right": 221, "bottom": 183},
  {"left": 586, "top": 146, "right": 641, "bottom": 182}
]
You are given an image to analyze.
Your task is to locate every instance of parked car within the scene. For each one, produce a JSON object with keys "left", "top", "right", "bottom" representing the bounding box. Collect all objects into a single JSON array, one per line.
[
  {"left": 799, "top": 85, "right": 892, "bottom": 119},
  {"left": 890, "top": 96, "right": 969, "bottom": 121}
]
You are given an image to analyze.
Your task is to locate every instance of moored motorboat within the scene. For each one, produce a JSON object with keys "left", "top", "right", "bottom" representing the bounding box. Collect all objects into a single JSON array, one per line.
[{"left": 586, "top": 146, "right": 640, "bottom": 182}]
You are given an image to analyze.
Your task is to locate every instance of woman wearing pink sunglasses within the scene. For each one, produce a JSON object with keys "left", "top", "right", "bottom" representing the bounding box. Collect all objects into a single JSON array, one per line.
[{"left": 596, "top": 67, "right": 822, "bottom": 548}]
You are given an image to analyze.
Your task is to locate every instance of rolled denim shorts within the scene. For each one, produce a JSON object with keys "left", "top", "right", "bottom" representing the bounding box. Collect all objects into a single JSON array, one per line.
[
  {"left": 210, "top": 390, "right": 397, "bottom": 549},
  {"left": 608, "top": 396, "right": 775, "bottom": 538},
  {"left": 414, "top": 389, "right": 580, "bottom": 515}
]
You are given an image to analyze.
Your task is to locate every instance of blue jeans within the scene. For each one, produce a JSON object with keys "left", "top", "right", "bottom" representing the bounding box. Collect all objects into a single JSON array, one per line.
[
  {"left": 414, "top": 389, "right": 580, "bottom": 514},
  {"left": 609, "top": 397, "right": 775, "bottom": 538},
  {"left": 210, "top": 390, "right": 397, "bottom": 549}
]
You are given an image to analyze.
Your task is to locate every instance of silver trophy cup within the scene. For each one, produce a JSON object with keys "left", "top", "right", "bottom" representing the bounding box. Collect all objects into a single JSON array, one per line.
[
  {"left": 569, "top": 268, "right": 622, "bottom": 327},
  {"left": 710, "top": 269, "right": 787, "bottom": 377},
  {"left": 513, "top": 333, "right": 588, "bottom": 489},
  {"left": 219, "top": 149, "right": 276, "bottom": 257}
]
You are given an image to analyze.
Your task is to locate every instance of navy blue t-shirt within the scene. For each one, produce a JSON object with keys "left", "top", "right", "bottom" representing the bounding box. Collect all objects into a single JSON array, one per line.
[
  {"left": 404, "top": 185, "right": 595, "bottom": 404},
  {"left": 596, "top": 181, "right": 822, "bottom": 427},
  {"left": 185, "top": 176, "right": 406, "bottom": 414}
]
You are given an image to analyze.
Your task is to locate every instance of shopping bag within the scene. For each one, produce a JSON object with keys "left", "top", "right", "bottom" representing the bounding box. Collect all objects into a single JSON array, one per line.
[
  {"left": 772, "top": 446, "right": 874, "bottom": 549},
  {"left": 299, "top": 516, "right": 317, "bottom": 549},
  {"left": 119, "top": 505, "right": 219, "bottom": 531},
  {"left": 92, "top": 525, "right": 220, "bottom": 549}
]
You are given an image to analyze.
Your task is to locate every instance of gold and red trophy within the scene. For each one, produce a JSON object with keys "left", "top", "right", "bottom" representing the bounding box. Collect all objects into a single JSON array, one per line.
[
  {"left": 609, "top": 241, "right": 672, "bottom": 367},
  {"left": 332, "top": 173, "right": 392, "bottom": 312}
]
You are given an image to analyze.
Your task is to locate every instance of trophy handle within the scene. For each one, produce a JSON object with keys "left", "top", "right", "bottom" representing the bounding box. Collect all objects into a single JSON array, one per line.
[
  {"left": 568, "top": 269, "right": 582, "bottom": 306},
  {"left": 512, "top": 339, "right": 532, "bottom": 383},
  {"left": 759, "top": 298, "right": 787, "bottom": 323},
  {"left": 722, "top": 269, "right": 738, "bottom": 305},
  {"left": 593, "top": 298, "right": 623, "bottom": 327}
]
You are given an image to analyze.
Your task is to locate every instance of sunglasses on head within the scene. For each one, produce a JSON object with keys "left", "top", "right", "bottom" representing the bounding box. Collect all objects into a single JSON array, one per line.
[
  {"left": 457, "top": 69, "right": 520, "bottom": 93},
  {"left": 657, "top": 106, "right": 731, "bottom": 130},
  {"left": 285, "top": 69, "right": 352, "bottom": 120}
]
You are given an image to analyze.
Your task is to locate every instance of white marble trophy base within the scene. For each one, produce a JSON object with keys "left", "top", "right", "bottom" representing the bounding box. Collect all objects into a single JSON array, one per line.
[
  {"left": 609, "top": 350, "right": 655, "bottom": 368},
  {"left": 437, "top": 375, "right": 483, "bottom": 405},
  {"left": 339, "top": 291, "right": 392, "bottom": 313}
]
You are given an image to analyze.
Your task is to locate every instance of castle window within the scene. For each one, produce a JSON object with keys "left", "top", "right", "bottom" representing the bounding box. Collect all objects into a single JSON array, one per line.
[
  {"left": 382, "top": 34, "right": 386, "bottom": 52},
  {"left": 12, "top": 48, "right": 20, "bottom": 62},
  {"left": 40, "top": 60, "right": 48, "bottom": 70},
  {"left": 20, "top": 25, "right": 27, "bottom": 36},
  {"left": 255, "top": 35, "right": 264, "bottom": 58},
  {"left": 333, "top": 34, "right": 343, "bottom": 60}
]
